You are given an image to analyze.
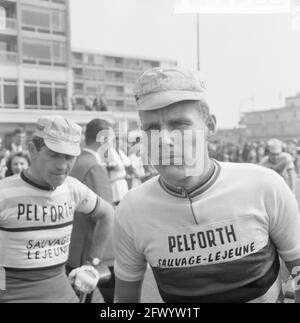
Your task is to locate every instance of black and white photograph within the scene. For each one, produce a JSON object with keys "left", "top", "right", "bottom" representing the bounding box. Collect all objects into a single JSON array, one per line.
[{"left": 1, "top": 0, "right": 300, "bottom": 307}]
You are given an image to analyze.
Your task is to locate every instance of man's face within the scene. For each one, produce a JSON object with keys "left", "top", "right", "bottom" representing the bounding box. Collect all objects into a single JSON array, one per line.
[
  {"left": 14, "top": 132, "right": 26, "bottom": 146},
  {"left": 269, "top": 152, "right": 281, "bottom": 164},
  {"left": 31, "top": 145, "right": 76, "bottom": 188},
  {"left": 140, "top": 101, "right": 210, "bottom": 183},
  {"left": 11, "top": 156, "right": 29, "bottom": 175}
]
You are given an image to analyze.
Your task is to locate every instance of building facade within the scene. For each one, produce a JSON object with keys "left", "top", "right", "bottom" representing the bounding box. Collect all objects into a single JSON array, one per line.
[
  {"left": 72, "top": 50, "right": 176, "bottom": 113},
  {"left": 0, "top": 0, "right": 177, "bottom": 140},
  {"left": 0, "top": 0, "right": 73, "bottom": 134},
  {"left": 212, "top": 127, "right": 247, "bottom": 146},
  {"left": 240, "top": 93, "right": 300, "bottom": 141}
]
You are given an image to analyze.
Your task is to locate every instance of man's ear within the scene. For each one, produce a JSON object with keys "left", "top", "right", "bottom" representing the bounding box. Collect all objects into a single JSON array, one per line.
[
  {"left": 207, "top": 115, "right": 217, "bottom": 137},
  {"left": 27, "top": 142, "right": 38, "bottom": 160}
]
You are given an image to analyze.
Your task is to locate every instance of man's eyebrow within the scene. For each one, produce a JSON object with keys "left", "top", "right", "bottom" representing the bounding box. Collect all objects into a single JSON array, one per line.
[
  {"left": 168, "top": 117, "right": 192, "bottom": 124},
  {"left": 142, "top": 122, "right": 160, "bottom": 129}
]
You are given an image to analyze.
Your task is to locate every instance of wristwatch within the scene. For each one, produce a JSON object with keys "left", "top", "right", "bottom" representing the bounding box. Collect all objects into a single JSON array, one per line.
[
  {"left": 90, "top": 257, "right": 101, "bottom": 268},
  {"left": 86, "top": 258, "right": 112, "bottom": 283}
]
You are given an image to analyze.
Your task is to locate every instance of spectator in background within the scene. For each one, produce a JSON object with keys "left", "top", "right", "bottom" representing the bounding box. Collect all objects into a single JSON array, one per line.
[
  {"left": 256, "top": 142, "right": 266, "bottom": 163},
  {"left": 128, "top": 143, "right": 147, "bottom": 188},
  {"left": 0, "top": 136, "right": 10, "bottom": 160},
  {"left": 260, "top": 139, "right": 297, "bottom": 194},
  {"left": 10, "top": 128, "right": 26, "bottom": 153},
  {"left": 5, "top": 151, "right": 30, "bottom": 177},
  {"left": 103, "top": 135, "right": 130, "bottom": 206},
  {"left": 0, "top": 157, "right": 6, "bottom": 180},
  {"left": 286, "top": 141, "right": 298, "bottom": 171},
  {"left": 68, "top": 118, "right": 115, "bottom": 303}
]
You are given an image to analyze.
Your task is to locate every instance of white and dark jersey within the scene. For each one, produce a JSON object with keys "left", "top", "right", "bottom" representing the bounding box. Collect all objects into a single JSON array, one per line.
[
  {"left": 0, "top": 173, "right": 98, "bottom": 302},
  {"left": 260, "top": 152, "right": 295, "bottom": 177},
  {"left": 114, "top": 161, "right": 300, "bottom": 303}
]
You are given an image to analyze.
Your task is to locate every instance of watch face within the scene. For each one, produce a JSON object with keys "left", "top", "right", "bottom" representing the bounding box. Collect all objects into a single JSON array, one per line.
[{"left": 92, "top": 258, "right": 100, "bottom": 266}]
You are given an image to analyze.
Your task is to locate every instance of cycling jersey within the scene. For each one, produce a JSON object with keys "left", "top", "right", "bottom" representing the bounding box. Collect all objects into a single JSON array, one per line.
[{"left": 114, "top": 161, "right": 300, "bottom": 303}]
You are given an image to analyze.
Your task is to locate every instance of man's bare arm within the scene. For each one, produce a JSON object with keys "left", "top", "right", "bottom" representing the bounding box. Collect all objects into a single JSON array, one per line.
[
  {"left": 114, "top": 277, "right": 143, "bottom": 303},
  {"left": 88, "top": 197, "right": 114, "bottom": 262}
]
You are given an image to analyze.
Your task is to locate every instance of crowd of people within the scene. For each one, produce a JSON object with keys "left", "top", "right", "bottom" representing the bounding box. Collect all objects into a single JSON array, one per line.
[
  {"left": 209, "top": 139, "right": 299, "bottom": 165},
  {"left": 1, "top": 66, "right": 300, "bottom": 303},
  {"left": 0, "top": 128, "right": 158, "bottom": 196},
  {"left": 1, "top": 129, "right": 298, "bottom": 196},
  {"left": 209, "top": 139, "right": 298, "bottom": 194}
]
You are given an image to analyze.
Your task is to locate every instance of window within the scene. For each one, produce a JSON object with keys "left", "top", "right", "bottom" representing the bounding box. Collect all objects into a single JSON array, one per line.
[
  {"left": 84, "top": 68, "right": 103, "bottom": 80},
  {"left": 124, "top": 58, "right": 141, "bottom": 69},
  {"left": 4, "top": 82, "right": 18, "bottom": 106},
  {"left": 124, "top": 72, "right": 139, "bottom": 83},
  {"left": 23, "top": 40, "right": 51, "bottom": 63},
  {"left": 85, "top": 82, "right": 102, "bottom": 94},
  {"left": 0, "top": 79, "right": 18, "bottom": 109},
  {"left": 76, "top": 98, "right": 84, "bottom": 105},
  {"left": 0, "top": 6, "right": 5, "bottom": 31},
  {"left": 22, "top": 6, "right": 66, "bottom": 35},
  {"left": 95, "top": 55, "right": 104, "bottom": 65},
  {"left": 53, "top": 41, "right": 66, "bottom": 64},
  {"left": 24, "top": 81, "right": 67, "bottom": 110},
  {"left": 40, "top": 86, "right": 53, "bottom": 107},
  {"left": 55, "top": 87, "right": 66, "bottom": 110},
  {"left": 74, "top": 68, "right": 83, "bottom": 78},
  {"left": 22, "top": 39, "right": 66, "bottom": 66},
  {"left": 74, "top": 83, "right": 84, "bottom": 91},
  {"left": 143, "top": 60, "right": 159, "bottom": 70},
  {"left": 88, "top": 54, "right": 95, "bottom": 65},
  {"left": 22, "top": 8, "right": 50, "bottom": 31},
  {"left": 73, "top": 53, "right": 83, "bottom": 64},
  {"left": 106, "top": 85, "right": 124, "bottom": 95},
  {"left": 106, "top": 71, "right": 123, "bottom": 82},
  {"left": 25, "top": 84, "right": 38, "bottom": 107},
  {"left": 51, "top": 10, "right": 65, "bottom": 34}
]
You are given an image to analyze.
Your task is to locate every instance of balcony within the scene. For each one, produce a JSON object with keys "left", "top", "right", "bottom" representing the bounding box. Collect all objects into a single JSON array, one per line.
[
  {"left": 0, "top": 50, "right": 17, "bottom": 63},
  {"left": 105, "top": 62, "right": 124, "bottom": 71},
  {"left": 0, "top": 17, "right": 17, "bottom": 34},
  {"left": 105, "top": 77, "right": 124, "bottom": 86}
]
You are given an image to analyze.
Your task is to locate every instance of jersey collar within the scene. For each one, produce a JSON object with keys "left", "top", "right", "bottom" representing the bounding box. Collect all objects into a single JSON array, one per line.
[
  {"left": 158, "top": 159, "right": 221, "bottom": 199},
  {"left": 21, "top": 172, "right": 56, "bottom": 191}
]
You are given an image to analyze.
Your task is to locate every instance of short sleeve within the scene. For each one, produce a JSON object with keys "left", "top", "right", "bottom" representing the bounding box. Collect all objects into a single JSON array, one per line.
[
  {"left": 113, "top": 198, "right": 147, "bottom": 282},
  {"left": 70, "top": 178, "right": 98, "bottom": 215},
  {"left": 267, "top": 174, "right": 300, "bottom": 262}
]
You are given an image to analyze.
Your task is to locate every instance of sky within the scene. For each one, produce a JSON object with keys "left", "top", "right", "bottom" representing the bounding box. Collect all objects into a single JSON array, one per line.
[{"left": 70, "top": 0, "right": 300, "bottom": 129}]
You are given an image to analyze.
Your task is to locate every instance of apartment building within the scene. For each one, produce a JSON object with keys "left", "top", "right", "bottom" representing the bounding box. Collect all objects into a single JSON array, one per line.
[
  {"left": 240, "top": 93, "right": 300, "bottom": 141},
  {"left": 0, "top": 0, "right": 177, "bottom": 140},
  {"left": 72, "top": 50, "right": 176, "bottom": 113},
  {"left": 0, "top": 0, "right": 75, "bottom": 136}
]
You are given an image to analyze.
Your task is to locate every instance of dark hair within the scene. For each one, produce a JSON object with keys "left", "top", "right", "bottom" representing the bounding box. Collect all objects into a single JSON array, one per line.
[
  {"left": 5, "top": 151, "right": 31, "bottom": 177},
  {"left": 13, "top": 128, "right": 25, "bottom": 136},
  {"left": 85, "top": 119, "right": 112, "bottom": 145},
  {"left": 32, "top": 136, "right": 46, "bottom": 151}
]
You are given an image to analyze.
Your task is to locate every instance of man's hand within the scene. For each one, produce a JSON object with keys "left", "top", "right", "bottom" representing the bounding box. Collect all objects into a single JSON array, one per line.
[{"left": 68, "top": 265, "right": 99, "bottom": 294}]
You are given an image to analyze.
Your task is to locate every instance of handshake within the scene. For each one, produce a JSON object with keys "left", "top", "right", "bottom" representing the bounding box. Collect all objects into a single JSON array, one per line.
[{"left": 68, "top": 264, "right": 111, "bottom": 294}]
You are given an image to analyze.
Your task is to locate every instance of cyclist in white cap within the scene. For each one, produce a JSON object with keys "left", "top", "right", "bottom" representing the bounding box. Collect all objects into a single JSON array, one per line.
[
  {"left": 0, "top": 115, "right": 114, "bottom": 303},
  {"left": 260, "top": 139, "right": 296, "bottom": 194},
  {"left": 113, "top": 67, "right": 300, "bottom": 303}
]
